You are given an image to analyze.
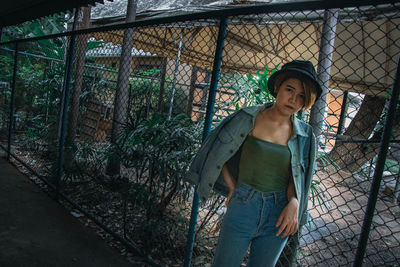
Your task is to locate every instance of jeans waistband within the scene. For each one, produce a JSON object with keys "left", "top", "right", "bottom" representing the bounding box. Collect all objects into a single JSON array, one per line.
[{"left": 236, "top": 182, "right": 286, "bottom": 198}]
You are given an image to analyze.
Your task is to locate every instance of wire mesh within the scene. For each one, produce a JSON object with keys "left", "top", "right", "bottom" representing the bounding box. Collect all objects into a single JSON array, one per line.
[
  {"left": 0, "top": 1, "right": 400, "bottom": 266},
  {"left": 0, "top": 41, "right": 66, "bottom": 181},
  {"left": 0, "top": 46, "right": 13, "bottom": 143},
  {"left": 58, "top": 20, "right": 220, "bottom": 265}
]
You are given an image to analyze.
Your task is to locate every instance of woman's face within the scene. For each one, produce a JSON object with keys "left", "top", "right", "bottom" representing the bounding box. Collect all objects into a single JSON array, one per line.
[{"left": 274, "top": 78, "right": 305, "bottom": 116}]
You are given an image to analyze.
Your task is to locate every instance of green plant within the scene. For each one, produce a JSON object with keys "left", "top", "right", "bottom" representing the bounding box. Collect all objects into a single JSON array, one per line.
[
  {"left": 218, "top": 64, "right": 279, "bottom": 115},
  {"left": 310, "top": 151, "right": 339, "bottom": 211},
  {"left": 3, "top": 14, "right": 67, "bottom": 59},
  {"left": 62, "top": 139, "right": 109, "bottom": 183},
  {"left": 317, "top": 150, "right": 340, "bottom": 173},
  {"left": 310, "top": 179, "right": 330, "bottom": 211},
  {"left": 118, "top": 113, "right": 203, "bottom": 218},
  {"left": 356, "top": 156, "right": 400, "bottom": 179},
  {"left": 245, "top": 64, "right": 279, "bottom": 105}
]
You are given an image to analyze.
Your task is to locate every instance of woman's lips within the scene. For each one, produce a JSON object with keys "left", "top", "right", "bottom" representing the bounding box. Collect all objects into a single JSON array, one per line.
[{"left": 285, "top": 105, "right": 295, "bottom": 110}]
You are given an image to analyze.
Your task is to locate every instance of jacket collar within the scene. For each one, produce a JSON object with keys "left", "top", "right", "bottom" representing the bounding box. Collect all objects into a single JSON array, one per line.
[
  {"left": 242, "top": 103, "right": 308, "bottom": 138},
  {"left": 292, "top": 116, "right": 308, "bottom": 137}
]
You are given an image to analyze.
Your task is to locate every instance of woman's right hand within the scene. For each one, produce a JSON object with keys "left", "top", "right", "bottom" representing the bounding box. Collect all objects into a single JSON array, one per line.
[
  {"left": 222, "top": 164, "right": 236, "bottom": 206},
  {"left": 225, "top": 189, "right": 235, "bottom": 206}
]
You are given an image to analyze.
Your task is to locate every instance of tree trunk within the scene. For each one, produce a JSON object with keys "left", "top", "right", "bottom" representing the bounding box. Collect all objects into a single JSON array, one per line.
[
  {"left": 186, "top": 66, "right": 198, "bottom": 117},
  {"left": 157, "top": 58, "right": 167, "bottom": 113},
  {"left": 332, "top": 103, "right": 400, "bottom": 174},
  {"left": 67, "top": 7, "right": 91, "bottom": 143},
  {"left": 106, "top": 0, "right": 137, "bottom": 176},
  {"left": 329, "top": 95, "right": 386, "bottom": 173}
]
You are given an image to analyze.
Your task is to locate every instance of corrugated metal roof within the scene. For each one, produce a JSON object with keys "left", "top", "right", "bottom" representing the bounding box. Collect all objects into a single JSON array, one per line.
[
  {"left": 86, "top": 41, "right": 157, "bottom": 57},
  {"left": 0, "top": 0, "right": 108, "bottom": 27},
  {"left": 90, "top": 0, "right": 277, "bottom": 20}
]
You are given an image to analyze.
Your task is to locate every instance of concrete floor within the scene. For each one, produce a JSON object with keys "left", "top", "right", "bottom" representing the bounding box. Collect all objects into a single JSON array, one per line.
[{"left": 0, "top": 156, "right": 135, "bottom": 267}]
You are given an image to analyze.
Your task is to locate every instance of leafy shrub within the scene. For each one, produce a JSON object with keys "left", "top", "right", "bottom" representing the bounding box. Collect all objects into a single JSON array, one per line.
[{"left": 120, "top": 113, "right": 202, "bottom": 217}]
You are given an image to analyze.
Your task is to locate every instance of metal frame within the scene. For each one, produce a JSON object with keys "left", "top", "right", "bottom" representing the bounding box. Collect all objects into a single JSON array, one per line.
[
  {"left": 354, "top": 54, "right": 400, "bottom": 267},
  {"left": 1, "top": 1, "right": 400, "bottom": 266},
  {"left": 1, "top": 0, "right": 398, "bottom": 47},
  {"left": 184, "top": 16, "right": 228, "bottom": 267}
]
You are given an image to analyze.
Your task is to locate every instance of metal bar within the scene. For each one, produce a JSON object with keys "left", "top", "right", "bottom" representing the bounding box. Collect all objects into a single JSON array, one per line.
[
  {"left": 393, "top": 166, "right": 400, "bottom": 204},
  {"left": 1, "top": 46, "right": 173, "bottom": 77},
  {"left": 7, "top": 42, "right": 18, "bottom": 161},
  {"left": 367, "top": 157, "right": 374, "bottom": 179},
  {"left": 337, "top": 90, "right": 349, "bottom": 135},
  {"left": 336, "top": 139, "right": 400, "bottom": 144},
  {"left": 1, "top": 0, "right": 399, "bottom": 46},
  {"left": 167, "top": 30, "right": 184, "bottom": 120},
  {"left": 55, "top": 8, "right": 79, "bottom": 199},
  {"left": 184, "top": 17, "right": 228, "bottom": 267},
  {"left": 353, "top": 54, "right": 400, "bottom": 267},
  {"left": 0, "top": 47, "right": 65, "bottom": 63}
]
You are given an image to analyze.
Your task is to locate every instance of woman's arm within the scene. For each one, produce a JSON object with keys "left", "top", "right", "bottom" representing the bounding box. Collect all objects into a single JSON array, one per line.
[
  {"left": 222, "top": 164, "right": 236, "bottom": 206},
  {"left": 275, "top": 175, "right": 299, "bottom": 238},
  {"left": 287, "top": 175, "right": 297, "bottom": 202}
]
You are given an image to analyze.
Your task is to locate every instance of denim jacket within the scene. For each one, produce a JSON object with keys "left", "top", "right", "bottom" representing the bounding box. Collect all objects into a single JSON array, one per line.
[{"left": 187, "top": 103, "right": 316, "bottom": 227}]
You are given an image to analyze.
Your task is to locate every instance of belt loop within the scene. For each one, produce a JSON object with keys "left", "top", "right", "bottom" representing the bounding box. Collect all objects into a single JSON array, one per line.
[{"left": 246, "top": 189, "right": 255, "bottom": 202}]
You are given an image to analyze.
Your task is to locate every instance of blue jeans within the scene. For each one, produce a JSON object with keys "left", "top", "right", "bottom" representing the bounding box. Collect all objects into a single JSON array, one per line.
[{"left": 212, "top": 182, "right": 289, "bottom": 267}]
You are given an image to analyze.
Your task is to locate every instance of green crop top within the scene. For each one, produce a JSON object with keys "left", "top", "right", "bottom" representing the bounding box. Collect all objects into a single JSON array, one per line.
[{"left": 238, "top": 135, "right": 291, "bottom": 192}]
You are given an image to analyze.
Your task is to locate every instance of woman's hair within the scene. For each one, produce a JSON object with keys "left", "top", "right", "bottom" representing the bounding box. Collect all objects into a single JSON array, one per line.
[{"left": 273, "top": 71, "right": 318, "bottom": 110}]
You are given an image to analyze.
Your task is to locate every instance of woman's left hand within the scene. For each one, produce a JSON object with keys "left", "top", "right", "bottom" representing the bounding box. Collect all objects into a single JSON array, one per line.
[{"left": 275, "top": 198, "right": 299, "bottom": 238}]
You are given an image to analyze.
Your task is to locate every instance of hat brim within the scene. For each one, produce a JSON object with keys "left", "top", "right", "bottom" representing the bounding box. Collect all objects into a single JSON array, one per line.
[{"left": 267, "top": 69, "right": 322, "bottom": 100}]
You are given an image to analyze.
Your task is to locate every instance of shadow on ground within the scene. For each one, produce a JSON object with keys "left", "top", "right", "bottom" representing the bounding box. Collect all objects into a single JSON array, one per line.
[{"left": 0, "top": 155, "right": 136, "bottom": 267}]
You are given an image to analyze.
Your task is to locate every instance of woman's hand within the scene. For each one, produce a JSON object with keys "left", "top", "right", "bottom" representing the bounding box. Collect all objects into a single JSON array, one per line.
[
  {"left": 222, "top": 164, "right": 236, "bottom": 206},
  {"left": 225, "top": 189, "right": 235, "bottom": 206},
  {"left": 275, "top": 197, "right": 299, "bottom": 238}
]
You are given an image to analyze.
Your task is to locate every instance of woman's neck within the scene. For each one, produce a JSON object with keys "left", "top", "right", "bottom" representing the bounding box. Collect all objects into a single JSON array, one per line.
[{"left": 263, "top": 105, "right": 292, "bottom": 125}]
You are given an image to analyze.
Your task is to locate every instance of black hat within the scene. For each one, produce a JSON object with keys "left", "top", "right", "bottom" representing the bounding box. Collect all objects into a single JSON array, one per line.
[{"left": 267, "top": 60, "right": 322, "bottom": 100}]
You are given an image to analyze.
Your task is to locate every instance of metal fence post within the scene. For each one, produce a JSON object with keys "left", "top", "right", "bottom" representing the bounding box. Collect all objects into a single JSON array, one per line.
[
  {"left": 7, "top": 42, "right": 18, "bottom": 161},
  {"left": 309, "top": 8, "right": 339, "bottom": 138},
  {"left": 184, "top": 16, "right": 228, "bottom": 267},
  {"left": 168, "top": 30, "right": 184, "bottom": 120},
  {"left": 353, "top": 54, "right": 400, "bottom": 266},
  {"left": 55, "top": 8, "right": 79, "bottom": 199}
]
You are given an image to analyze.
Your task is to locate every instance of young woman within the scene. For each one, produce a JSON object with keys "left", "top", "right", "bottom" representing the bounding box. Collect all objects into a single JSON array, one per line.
[{"left": 187, "top": 60, "right": 322, "bottom": 267}]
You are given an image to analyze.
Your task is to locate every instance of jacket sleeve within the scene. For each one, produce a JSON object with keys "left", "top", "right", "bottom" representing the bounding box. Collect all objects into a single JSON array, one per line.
[
  {"left": 186, "top": 110, "right": 241, "bottom": 185},
  {"left": 299, "top": 129, "right": 317, "bottom": 227}
]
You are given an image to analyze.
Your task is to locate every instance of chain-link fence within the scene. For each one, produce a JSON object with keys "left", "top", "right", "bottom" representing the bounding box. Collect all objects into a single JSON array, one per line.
[
  {"left": 0, "top": 45, "right": 13, "bottom": 143},
  {"left": 1, "top": 1, "right": 400, "bottom": 266}
]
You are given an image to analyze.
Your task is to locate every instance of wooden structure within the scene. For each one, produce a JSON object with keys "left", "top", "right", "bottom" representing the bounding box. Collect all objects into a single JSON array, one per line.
[{"left": 80, "top": 99, "right": 113, "bottom": 141}]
